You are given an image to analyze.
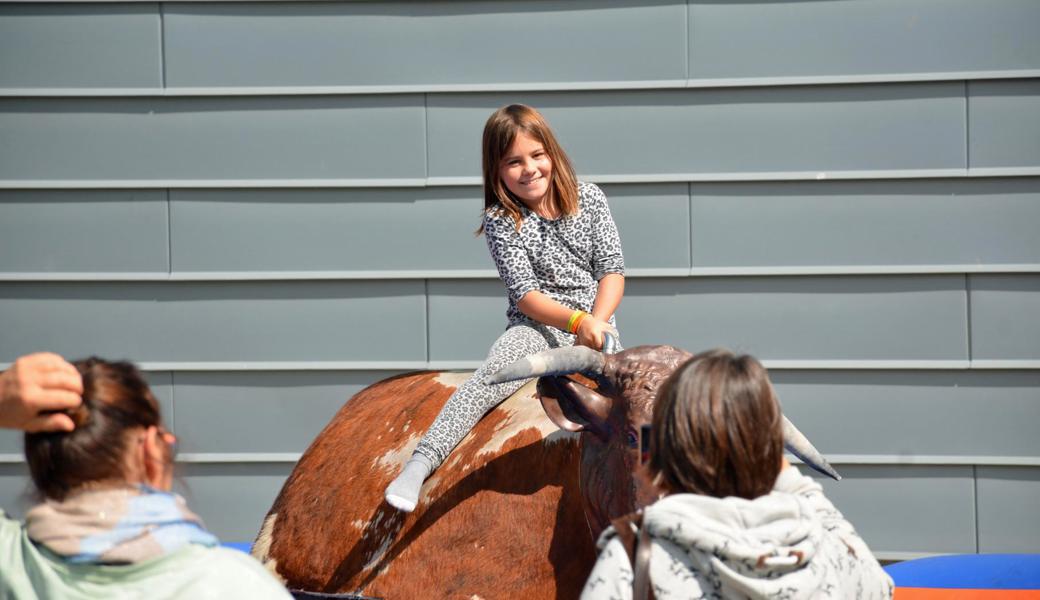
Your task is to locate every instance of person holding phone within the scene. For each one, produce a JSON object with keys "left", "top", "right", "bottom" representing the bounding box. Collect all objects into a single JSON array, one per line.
[
  {"left": 583, "top": 349, "right": 893, "bottom": 600},
  {"left": 385, "top": 104, "right": 625, "bottom": 512}
]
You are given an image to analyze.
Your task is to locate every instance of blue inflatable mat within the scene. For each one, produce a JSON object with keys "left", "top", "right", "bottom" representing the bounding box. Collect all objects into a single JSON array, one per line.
[
  {"left": 221, "top": 541, "right": 253, "bottom": 554},
  {"left": 884, "top": 554, "right": 1040, "bottom": 596}
]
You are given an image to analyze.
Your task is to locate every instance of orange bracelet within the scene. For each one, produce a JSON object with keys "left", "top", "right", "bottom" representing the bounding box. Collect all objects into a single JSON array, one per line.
[
  {"left": 569, "top": 311, "right": 589, "bottom": 334},
  {"left": 566, "top": 310, "right": 584, "bottom": 332}
]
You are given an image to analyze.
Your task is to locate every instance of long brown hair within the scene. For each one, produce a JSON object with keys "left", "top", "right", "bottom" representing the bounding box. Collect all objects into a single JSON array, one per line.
[
  {"left": 24, "top": 357, "right": 164, "bottom": 501},
  {"left": 478, "top": 104, "right": 579, "bottom": 233},
  {"left": 648, "top": 349, "right": 783, "bottom": 500}
]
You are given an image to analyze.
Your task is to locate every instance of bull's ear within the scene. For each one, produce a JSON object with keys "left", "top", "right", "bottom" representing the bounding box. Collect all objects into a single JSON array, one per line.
[{"left": 537, "top": 376, "right": 612, "bottom": 442}]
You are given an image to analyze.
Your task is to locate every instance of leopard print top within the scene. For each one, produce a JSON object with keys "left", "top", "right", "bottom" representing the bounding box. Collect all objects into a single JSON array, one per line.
[{"left": 483, "top": 181, "right": 625, "bottom": 326}]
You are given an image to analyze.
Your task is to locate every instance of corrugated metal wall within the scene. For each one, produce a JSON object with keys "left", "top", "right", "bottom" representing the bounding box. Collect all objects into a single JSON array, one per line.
[{"left": 1, "top": 0, "right": 1038, "bottom": 559}]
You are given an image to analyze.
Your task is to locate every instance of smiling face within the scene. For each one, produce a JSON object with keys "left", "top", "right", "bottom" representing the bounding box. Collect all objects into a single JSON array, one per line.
[{"left": 498, "top": 132, "right": 553, "bottom": 210}]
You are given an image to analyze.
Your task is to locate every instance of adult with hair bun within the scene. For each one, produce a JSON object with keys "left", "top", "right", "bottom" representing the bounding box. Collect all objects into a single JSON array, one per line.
[
  {"left": 581, "top": 349, "right": 894, "bottom": 600},
  {"left": 0, "top": 354, "right": 290, "bottom": 599}
]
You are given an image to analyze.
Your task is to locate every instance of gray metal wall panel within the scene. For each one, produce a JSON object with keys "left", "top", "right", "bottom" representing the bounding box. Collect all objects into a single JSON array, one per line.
[
  {"left": 173, "top": 370, "right": 400, "bottom": 454},
  {"left": 0, "top": 430, "right": 19, "bottom": 456},
  {"left": 602, "top": 183, "right": 690, "bottom": 270},
  {"left": 148, "top": 371, "right": 175, "bottom": 434},
  {"left": 0, "top": 4, "right": 160, "bottom": 90},
  {"left": 969, "top": 80, "right": 1040, "bottom": 169},
  {"left": 0, "top": 282, "right": 426, "bottom": 363},
  {"left": 175, "top": 463, "right": 291, "bottom": 541},
  {"left": 813, "top": 466, "right": 976, "bottom": 554},
  {"left": 0, "top": 96, "right": 425, "bottom": 182},
  {"left": 169, "top": 184, "right": 687, "bottom": 273},
  {"left": 164, "top": 1, "right": 685, "bottom": 88},
  {"left": 688, "top": 0, "right": 1040, "bottom": 80},
  {"left": 976, "top": 466, "right": 1040, "bottom": 552},
  {"left": 690, "top": 178, "right": 1040, "bottom": 267},
  {"left": 772, "top": 370, "right": 1040, "bottom": 458},
  {"left": 621, "top": 276, "right": 967, "bottom": 361},
  {"left": 427, "top": 276, "right": 967, "bottom": 361},
  {"left": 427, "top": 279, "right": 509, "bottom": 362},
  {"left": 426, "top": 85, "right": 965, "bottom": 178},
  {"left": 0, "top": 190, "right": 168, "bottom": 273},
  {"left": 170, "top": 188, "right": 490, "bottom": 273},
  {"left": 969, "top": 275, "right": 1040, "bottom": 360}
]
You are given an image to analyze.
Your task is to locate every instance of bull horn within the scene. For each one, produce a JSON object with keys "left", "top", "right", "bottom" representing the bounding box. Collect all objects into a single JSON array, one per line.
[
  {"left": 485, "top": 346, "right": 605, "bottom": 385},
  {"left": 783, "top": 415, "right": 842, "bottom": 480}
]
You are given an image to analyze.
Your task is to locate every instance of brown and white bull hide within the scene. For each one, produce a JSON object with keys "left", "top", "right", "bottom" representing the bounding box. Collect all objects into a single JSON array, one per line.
[{"left": 252, "top": 371, "right": 596, "bottom": 599}]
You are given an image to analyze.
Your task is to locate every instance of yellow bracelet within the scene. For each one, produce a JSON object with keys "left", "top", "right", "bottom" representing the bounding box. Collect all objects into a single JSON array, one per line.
[
  {"left": 566, "top": 310, "right": 584, "bottom": 333},
  {"left": 569, "top": 311, "right": 589, "bottom": 334}
]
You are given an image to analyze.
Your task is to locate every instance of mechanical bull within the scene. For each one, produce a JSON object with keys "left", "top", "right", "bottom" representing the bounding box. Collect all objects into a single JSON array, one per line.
[{"left": 252, "top": 345, "right": 838, "bottom": 599}]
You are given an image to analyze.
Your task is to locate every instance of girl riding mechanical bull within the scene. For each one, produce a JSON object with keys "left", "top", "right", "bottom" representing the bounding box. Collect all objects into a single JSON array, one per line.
[{"left": 386, "top": 104, "right": 626, "bottom": 512}]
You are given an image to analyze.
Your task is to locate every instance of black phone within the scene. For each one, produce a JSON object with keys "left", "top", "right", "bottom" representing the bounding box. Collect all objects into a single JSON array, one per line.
[{"left": 639, "top": 423, "right": 652, "bottom": 464}]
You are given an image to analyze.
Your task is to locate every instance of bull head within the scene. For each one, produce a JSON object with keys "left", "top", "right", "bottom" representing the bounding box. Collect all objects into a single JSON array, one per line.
[{"left": 487, "top": 344, "right": 840, "bottom": 537}]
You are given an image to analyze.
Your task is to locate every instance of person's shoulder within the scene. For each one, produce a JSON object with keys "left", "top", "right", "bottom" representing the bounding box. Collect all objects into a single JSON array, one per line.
[
  {"left": 483, "top": 202, "right": 507, "bottom": 223},
  {"left": 171, "top": 546, "right": 292, "bottom": 598},
  {"left": 483, "top": 203, "right": 520, "bottom": 235},
  {"left": 772, "top": 464, "right": 822, "bottom": 495},
  {"left": 576, "top": 181, "right": 609, "bottom": 213},
  {"left": 0, "top": 508, "right": 22, "bottom": 539},
  {"left": 0, "top": 509, "right": 25, "bottom": 563},
  {"left": 577, "top": 181, "right": 606, "bottom": 200}
]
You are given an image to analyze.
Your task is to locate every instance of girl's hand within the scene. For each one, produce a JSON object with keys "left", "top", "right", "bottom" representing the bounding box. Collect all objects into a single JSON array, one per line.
[{"left": 576, "top": 315, "right": 616, "bottom": 351}]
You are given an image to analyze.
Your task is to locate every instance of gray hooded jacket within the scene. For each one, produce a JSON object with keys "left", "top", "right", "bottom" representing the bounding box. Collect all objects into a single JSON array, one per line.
[{"left": 581, "top": 466, "right": 894, "bottom": 600}]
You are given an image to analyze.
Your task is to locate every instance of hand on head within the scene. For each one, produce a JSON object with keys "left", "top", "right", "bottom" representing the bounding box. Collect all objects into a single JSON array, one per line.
[{"left": 0, "top": 352, "right": 83, "bottom": 433}]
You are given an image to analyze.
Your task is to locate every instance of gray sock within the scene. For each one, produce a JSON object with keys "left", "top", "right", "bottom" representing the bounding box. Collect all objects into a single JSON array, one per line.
[{"left": 385, "top": 453, "right": 434, "bottom": 512}]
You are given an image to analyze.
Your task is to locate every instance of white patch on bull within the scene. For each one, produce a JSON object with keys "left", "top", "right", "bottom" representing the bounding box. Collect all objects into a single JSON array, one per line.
[
  {"left": 350, "top": 519, "right": 365, "bottom": 531},
  {"left": 434, "top": 371, "right": 471, "bottom": 389},
  {"left": 373, "top": 433, "right": 420, "bottom": 473},
  {"left": 475, "top": 380, "right": 559, "bottom": 458},
  {"left": 362, "top": 533, "right": 395, "bottom": 573},
  {"left": 252, "top": 513, "right": 287, "bottom": 584},
  {"left": 544, "top": 428, "right": 579, "bottom": 446}
]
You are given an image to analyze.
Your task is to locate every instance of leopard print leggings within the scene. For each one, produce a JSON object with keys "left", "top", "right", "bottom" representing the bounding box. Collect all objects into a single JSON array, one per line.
[{"left": 414, "top": 321, "right": 617, "bottom": 468}]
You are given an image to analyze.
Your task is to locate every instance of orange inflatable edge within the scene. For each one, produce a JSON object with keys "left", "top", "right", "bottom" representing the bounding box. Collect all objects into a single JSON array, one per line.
[{"left": 896, "top": 588, "right": 1040, "bottom": 600}]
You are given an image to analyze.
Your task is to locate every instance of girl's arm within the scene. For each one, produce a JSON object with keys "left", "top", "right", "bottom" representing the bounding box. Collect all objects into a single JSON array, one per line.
[
  {"left": 582, "top": 183, "right": 625, "bottom": 348},
  {"left": 516, "top": 291, "right": 583, "bottom": 332},
  {"left": 516, "top": 275, "right": 623, "bottom": 350},
  {"left": 582, "top": 273, "right": 624, "bottom": 349},
  {"left": 591, "top": 273, "right": 624, "bottom": 322}
]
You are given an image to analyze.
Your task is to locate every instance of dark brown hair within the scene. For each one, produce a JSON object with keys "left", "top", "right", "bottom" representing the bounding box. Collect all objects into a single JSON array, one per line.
[
  {"left": 25, "top": 357, "right": 163, "bottom": 501},
  {"left": 648, "top": 349, "right": 783, "bottom": 500},
  {"left": 478, "top": 104, "right": 579, "bottom": 233}
]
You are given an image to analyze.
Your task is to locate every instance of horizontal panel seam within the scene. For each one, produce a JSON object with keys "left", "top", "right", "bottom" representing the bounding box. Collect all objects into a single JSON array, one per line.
[
  {"left": 0, "top": 69, "right": 1037, "bottom": 96},
  {"left": 4, "top": 453, "right": 1040, "bottom": 465},
  {"left": 2, "top": 264, "right": 1039, "bottom": 281},
  {"left": 3, "top": 360, "right": 1039, "bottom": 371},
  {"left": 3, "top": 168, "right": 1040, "bottom": 189}
]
